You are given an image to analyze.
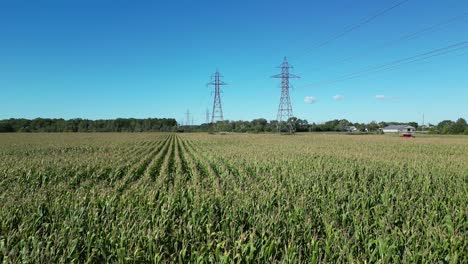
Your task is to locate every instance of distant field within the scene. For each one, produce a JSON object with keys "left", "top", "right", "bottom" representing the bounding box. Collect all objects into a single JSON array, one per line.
[{"left": 1, "top": 133, "right": 466, "bottom": 262}]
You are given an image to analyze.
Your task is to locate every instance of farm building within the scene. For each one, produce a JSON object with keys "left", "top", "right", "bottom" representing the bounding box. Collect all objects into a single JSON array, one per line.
[
  {"left": 345, "top": 126, "right": 358, "bottom": 132},
  {"left": 382, "top": 125, "right": 415, "bottom": 133}
]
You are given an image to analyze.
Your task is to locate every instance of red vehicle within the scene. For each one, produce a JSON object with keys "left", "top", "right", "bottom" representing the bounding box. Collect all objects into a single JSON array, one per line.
[{"left": 400, "top": 133, "right": 415, "bottom": 138}]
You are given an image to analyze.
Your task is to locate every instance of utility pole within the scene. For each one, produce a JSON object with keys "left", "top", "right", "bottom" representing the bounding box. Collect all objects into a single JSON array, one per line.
[
  {"left": 205, "top": 108, "right": 210, "bottom": 124},
  {"left": 185, "top": 109, "right": 190, "bottom": 126},
  {"left": 207, "top": 70, "right": 227, "bottom": 124},
  {"left": 422, "top": 113, "right": 425, "bottom": 132},
  {"left": 272, "top": 57, "right": 300, "bottom": 133}
]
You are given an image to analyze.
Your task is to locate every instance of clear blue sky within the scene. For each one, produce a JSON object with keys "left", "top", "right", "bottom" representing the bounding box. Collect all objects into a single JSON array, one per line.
[{"left": 1, "top": 0, "right": 467, "bottom": 125}]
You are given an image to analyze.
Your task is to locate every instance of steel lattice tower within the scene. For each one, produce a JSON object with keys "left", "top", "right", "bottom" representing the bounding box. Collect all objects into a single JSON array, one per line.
[
  {"left": 272, "top": 57, "right": 299, "bottom": 131},
  {"left": 207, "top": 70, "right": 227, "bottom": 123},
  {"left": 185, "top": 109, "right": 190, "bottom": 126},
  {"left": 205, "top": 108, "right": 210, "bottom": 124}
]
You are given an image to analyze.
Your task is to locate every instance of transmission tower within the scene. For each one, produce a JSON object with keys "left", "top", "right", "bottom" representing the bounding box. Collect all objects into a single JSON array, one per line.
[
  {"left": 207, "top": 70, "right": 227, "bottom": 123},
  {"left": 422, "top": 113, "right": 425, "bottom": 132},
  {"left": 272, "top": 57, "right": 300, "bottom": 132},
  {"left": 185, "top": 109, "right": 190, "bottom": 126},
  {"left": 205, "top": 108, "right": 210, "bottom": 124}
]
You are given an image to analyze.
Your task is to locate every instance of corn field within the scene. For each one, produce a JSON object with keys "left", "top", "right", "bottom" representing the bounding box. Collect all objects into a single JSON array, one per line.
[{"left": 1, "top": 133, "right": 467, "bottom": 263}]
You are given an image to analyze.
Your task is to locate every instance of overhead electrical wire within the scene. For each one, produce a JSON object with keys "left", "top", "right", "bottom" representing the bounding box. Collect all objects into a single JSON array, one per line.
[
  {"left": 386, "top": 44, "right": 468, "bottom": 67},
  {"left": 310, "top": 12, "right": 468, "bottom": 70},
  {"left": 282, "top": 2, "right": 467, "bottom": 100},
  {"left": 397, "top": 12, "right": 468, "bottom": 42},
  {"left": 299, "top": 40, "right": 468, "bottom": 88},
  {"left": 331, "top": 45, "right": 468, "bottom": 85},
  {"left": 292, "top": 0, "right": 411, "bottom": 60}
]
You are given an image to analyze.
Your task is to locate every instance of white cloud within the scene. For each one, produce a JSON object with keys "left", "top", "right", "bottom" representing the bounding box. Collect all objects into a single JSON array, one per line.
[
  {"left": 375, "top": 95, "right": 399, "bottom": 100},
  {"left": 304, "top": 96, "right": 317, "bottom": 104},
  {"left": 333, "top": 95, "right": 344, "bottom": 100}
]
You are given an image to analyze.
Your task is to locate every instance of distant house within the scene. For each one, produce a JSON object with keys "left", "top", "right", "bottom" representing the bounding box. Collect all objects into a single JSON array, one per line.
[
  {"left": 345, "top": 126, "right": 358, "bottom": 132},
  {"left": 382, "top": 125, "right": 415, "bottom": 133}
]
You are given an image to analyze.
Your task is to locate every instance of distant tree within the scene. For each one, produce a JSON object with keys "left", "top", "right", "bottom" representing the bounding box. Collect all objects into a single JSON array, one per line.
[
  {"left": 437, "top": 120, "right": 455, "bottom": 134},
  {"left": 408, "top": 122, "right": 418, "bottom": 129},
  {"left": 265, "top": 120, "right": 276, "bottom": 132},
  {"left": 378, "top": 121, "right": 388, "bottom": 128},
  {"left": 296, "top": 118, "right": 309, "bottom": 132},
  {"left": 1, "top": 117, "right": 466, "bottom": 134},
  {"left": 368, "top": 121, "right": 380, "bottom": 132},
  {"left": 251, "top": 118, "right": 268, "bottom": 132},
  {"left": 0, "top": 122, "right": 14, "bottom": 132},
  {"left": 335, "top": 119, "right": 350, "bottom": 131},
  {"left": 355, "top": 123, "right": 366, "bottom": 131},
  {"left": 309, "top": 122, "right": 320, "bottom": 132},
  {"left": 0, "top": 118, "right": 178, "bottom": 133},
  {"left": 452, "top": 118, "right": 467, "bottom": 134}
]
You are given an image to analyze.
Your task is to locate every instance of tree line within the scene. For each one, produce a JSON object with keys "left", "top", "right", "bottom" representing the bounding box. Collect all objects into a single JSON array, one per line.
[
  {"left": 183, "top": 117, "right": 468, "bottom": 135},
  {"left": 0, "top": 118, "right": 177, "bottom": 132},
  {"left": 431, "top": 118, "right": 468, "bottom": 134},
  {"left": 183, "top": 118, "right": 407, "bottom": 133},
  {"left": 1, "top": 117, "right": 466, "bottom": 134}
]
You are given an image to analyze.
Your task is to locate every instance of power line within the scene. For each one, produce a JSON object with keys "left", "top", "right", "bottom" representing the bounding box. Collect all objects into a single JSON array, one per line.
[
  {"left": 292, "top": 0, "right": 411, "bottom": 60},
  {"left": 300, "top": 40, "right": 468, "bottom": 88},
  {"left": 378, "top": 43, "right": 468, "bottom": 72},
  {"left": 303, "top": 41, "right": 468, "bottom": 88},
  {"left": 310, "top": 12, "right": 468, "bottom": 70},
  {"left": 397, "top": 12, "right": 468, "bottom": 42}
]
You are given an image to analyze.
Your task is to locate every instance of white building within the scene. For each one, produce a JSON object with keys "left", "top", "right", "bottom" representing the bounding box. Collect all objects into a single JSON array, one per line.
[
  {"left": 382, "top": 125, "right": 415, "bottom": 133},
  {"left": 345, "top": 126, "right": 358, "bottom": 132}
]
